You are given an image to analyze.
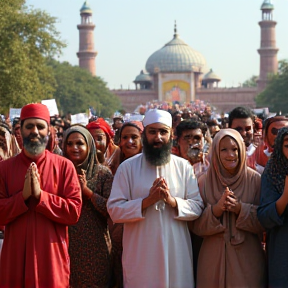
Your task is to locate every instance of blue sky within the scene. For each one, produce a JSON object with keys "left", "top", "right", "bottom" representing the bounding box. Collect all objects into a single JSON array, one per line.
[{"left": 25, "top": 0, "right": 288, "bottom": 89}]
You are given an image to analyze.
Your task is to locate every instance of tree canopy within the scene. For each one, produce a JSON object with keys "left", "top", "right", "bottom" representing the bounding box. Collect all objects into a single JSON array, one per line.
[
  {"left": 48, "top": 59, "right": 121, "bottom": 118},
  {"left": 256, "top": 60, "right": 288, "bottom": 114},
  {"left": 0, "top": 0, "right": 121, "bottom": 118},
  {"left": 0, "top": 0, "right": 65, "bottom": 114},
  {"left": 242, "top": 75, "right": 258, "bottom": 87}
]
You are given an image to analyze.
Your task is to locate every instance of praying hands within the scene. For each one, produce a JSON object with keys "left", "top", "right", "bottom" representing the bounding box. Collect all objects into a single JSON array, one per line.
[{"left": 22, "top": 162, "right": 42, "bottom": 200}]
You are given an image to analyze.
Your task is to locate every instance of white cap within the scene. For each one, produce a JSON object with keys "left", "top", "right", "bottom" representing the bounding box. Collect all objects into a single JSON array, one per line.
[{"left": 143, "top": 109, "right": 172, "bottom": 128}]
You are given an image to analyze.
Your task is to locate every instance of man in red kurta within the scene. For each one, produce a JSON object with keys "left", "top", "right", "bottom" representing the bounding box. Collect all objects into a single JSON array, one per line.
[{"left": 0, "top": 103, "right": 82, "bottom": 288}]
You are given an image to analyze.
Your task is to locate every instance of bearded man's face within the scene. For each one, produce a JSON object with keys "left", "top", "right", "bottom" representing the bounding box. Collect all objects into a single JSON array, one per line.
[
  {"left": 142, "top": 123, "right": 172, "bottom": 166},
  {"left": 21, "top": 119, "right": 49, "bottom": 156}
]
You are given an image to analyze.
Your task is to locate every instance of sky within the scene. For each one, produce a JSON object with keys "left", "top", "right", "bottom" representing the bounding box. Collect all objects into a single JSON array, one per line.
[{"left": 25, "top": 0, "right": 288, "bottom": 90}]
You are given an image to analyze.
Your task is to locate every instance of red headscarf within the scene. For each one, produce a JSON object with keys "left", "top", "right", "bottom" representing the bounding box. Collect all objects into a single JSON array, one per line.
[
  {"left": 20, "top": 103, "right": 50, "bottom": 124},
  {"left": 86, "top": 118, "right": 114, "bottom": 140}
]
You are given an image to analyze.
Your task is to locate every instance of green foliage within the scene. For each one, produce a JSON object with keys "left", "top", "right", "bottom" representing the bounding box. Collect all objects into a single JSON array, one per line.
[
  {"left": 0, "top": 0, "right": 65, "bottom": 114},
  {"left": 242, "top": 75, "right": 258, "bottom": 87},
  {"left": 256, "top": 60, "right": 288, "bottom": 114},
  {"left": 0, "top": 1, "right": 121, "bottom": 118},
  {"left": 48, "top": 59, "right": 121, "bottom": 118}
]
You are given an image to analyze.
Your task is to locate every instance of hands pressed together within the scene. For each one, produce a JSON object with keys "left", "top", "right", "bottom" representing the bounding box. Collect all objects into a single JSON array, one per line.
[
  {"left": 148, "top": 177, "right": 177, "bottom": 208},
  {"left": 212, "top": 187, "right": 241, "bottom": 218},
  {"left": 78, "top": 169, "right": 93, "bottom": 200},
  {"left": 22, "top": 162, "right": 42, "bottom": 200}
]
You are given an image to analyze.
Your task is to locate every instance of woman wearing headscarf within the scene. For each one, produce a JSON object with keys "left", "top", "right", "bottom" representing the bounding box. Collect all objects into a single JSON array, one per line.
[
  {"left": 258, "top": 126, "right": 288, "bottom": 287},
  {"left": 63, "top": 124, "right": 113, "bottom": 288},
  {"left": 192, "top": 128, "right": 266, "bottom": 287},
  {"left": 0, "top": 122, "right": 21, "bottom": 256},
  {"left": 111, "top": 120, "right": 143, "bottom": 288},
  {"left": 0, "top": 122, "right": 21, "bottom": 161},
  {"left": 46, "top": 125, "right": 62, "bottom": 155},
  {"left": 86, "top": 118, "right": 121, "bottom": 175}
]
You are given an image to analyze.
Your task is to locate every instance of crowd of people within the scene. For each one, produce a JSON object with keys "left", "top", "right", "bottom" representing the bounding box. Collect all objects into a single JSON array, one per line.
[{"left": 0, "top": 101, "right": 288, "bottom": 287}]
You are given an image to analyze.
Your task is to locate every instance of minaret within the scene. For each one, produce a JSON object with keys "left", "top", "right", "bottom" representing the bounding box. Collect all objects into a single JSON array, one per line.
[
  {"left": 257, "top": 0, "right": 279, "bottom": 91},
  {"left": 77, "top": 1, "right": 97, "bottom": 76}
]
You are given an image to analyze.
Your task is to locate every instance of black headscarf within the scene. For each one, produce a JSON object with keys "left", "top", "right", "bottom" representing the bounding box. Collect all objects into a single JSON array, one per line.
[
  {"left": 62, "top": 124, "right": 99, "bottom": 180},
  {"left": 264, "top": 126, "right": 288, "bottom": 194}
]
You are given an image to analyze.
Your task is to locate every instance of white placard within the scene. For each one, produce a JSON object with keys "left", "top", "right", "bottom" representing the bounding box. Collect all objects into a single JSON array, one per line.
[
  {"left": 71, "top": 113, "right": 89, "bottom": 125},
  {"left": 41, "top": 99, "right": 59, "bottom": 116},
  {"left": 9, "top": 108, "right": 22, "bottom": 120}
]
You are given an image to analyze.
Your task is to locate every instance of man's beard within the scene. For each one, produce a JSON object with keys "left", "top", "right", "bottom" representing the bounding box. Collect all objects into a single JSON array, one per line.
[
  {"left": 142, "top": 133, "right": 172, "bottom": 166},
  {"left": 23, "top": 134, "right": 48, "bottom": 156}
]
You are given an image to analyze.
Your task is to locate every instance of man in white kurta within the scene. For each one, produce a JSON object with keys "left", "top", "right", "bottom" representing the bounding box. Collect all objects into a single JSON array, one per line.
[{"left": 107, "top": 109, "right": 203, "bottom": 288}]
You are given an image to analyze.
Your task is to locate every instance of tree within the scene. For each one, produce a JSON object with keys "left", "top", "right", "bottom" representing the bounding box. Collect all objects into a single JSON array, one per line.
[
  {"left": 242, "top": 75, "right": 258, "bottom": 87},
  {"left": 0, "top": 0, "right": 65, "bottom": 114},
  {"left": 256, "top": 60, "right": 288, "bottom": 114},
  {"left": 48, "top": 59, "right": 121, "bottom": 118}
]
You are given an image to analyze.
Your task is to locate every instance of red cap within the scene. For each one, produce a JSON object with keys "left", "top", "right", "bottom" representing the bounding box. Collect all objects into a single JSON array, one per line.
[{"left": 20, "top": 103, "right": 50, "bottom": 124}]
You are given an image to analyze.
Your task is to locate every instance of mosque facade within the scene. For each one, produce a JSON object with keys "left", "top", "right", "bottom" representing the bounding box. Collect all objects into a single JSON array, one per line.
[{"left": 77, "top": 0, "right": 278, "bottom": 113}]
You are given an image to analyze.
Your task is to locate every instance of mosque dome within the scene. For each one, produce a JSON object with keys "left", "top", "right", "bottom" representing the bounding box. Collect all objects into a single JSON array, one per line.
[
  {"left": 145, "top": 25, "right": 206, "bottom": 74},
  {"left": 261, "top": 0, "right": 274, "bottom": 10},
  {"left": 80, "top": 1, "right": 93, "bottom": 14},
  {"left": 203, "top": 69, "right": 221, "bottom": 81},
  {"left": 134, "top": 70, "right": 152, "bottom": 82}
]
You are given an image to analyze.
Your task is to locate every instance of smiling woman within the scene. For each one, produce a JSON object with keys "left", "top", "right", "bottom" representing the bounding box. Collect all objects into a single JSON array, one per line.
[
  {"left": 219, "top": 135, "right": 239, "bottom": 175},
  {"left": 191, "top": 128, "right": 266, "bottom": 287},
  {"left": 62, "top": 124, "right": 113, "bottom": 288},
  {"left": 119, "top": 121, "right": 143, "bottom": 162},
  {"left": 65, "top": 132, "right": 88, "bottom": 166}
]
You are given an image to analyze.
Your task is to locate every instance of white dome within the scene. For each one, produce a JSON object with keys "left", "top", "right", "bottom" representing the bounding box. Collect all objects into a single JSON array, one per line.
[{"left": 145, "top": 32, "right": 206, "bottom": 74}]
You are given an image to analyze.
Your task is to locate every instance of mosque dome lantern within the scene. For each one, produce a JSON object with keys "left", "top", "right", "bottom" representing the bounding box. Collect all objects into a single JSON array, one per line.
[
  {"left": 261, "top": 0, "right": 274, "bottom": 10},
  {"left": 202, "top": 69, "right": 221, "bottom": 88},
  {"left": 145, "top": 22, "right": 207, "bottom": 74},
  {"left": 134, "top": 70, "right": 152, "bottom": 90},
  {"left": 80, "top": 1, "right": 93, "bottom": 14}
]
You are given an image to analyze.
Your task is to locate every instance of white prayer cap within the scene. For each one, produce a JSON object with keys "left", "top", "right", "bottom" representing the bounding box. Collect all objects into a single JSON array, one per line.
[{"left": 143, "top": 109, "right": 172, "bottom": 128}]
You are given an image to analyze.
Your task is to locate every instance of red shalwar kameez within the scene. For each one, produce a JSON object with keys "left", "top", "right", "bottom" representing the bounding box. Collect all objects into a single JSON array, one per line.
[{"left": 0, "top": 150, "right": 82, "bottom": 288}]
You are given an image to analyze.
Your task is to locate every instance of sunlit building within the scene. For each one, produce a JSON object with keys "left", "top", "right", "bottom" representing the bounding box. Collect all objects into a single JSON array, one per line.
[{"left": 77, "top": 0, "right": 278, "bottom": 113}]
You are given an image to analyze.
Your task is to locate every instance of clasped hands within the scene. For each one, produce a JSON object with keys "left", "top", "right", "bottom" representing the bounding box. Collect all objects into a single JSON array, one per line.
[
  {"left": 78, "top": 169, "right": 93, "bottom": 200},
  {"left": 149, "top": 177, "right": 177, "bottom": 208},
  {"left": 212, "top": 187, "right": 241, "bottom": 218},
  {"left": 22, "top": 162, "right": 41, "bottom": 200}
]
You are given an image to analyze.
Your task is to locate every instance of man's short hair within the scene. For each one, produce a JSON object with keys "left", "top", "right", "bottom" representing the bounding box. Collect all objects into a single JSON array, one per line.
[
  {"left": 175, "top": 119, "right": 207, "bottom": 138},
  {"left": 228, "top": 106, "right": 254, "bottom": 127}
]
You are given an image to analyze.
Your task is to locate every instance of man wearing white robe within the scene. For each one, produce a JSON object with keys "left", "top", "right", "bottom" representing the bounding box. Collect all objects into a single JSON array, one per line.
[{"left": 107, "top": 109, "right": 203, "bottom": 288}]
